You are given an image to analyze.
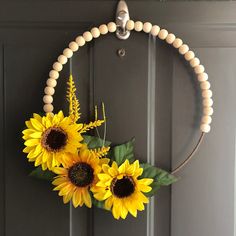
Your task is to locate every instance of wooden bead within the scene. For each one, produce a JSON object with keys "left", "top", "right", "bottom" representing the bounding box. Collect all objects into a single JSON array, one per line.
[
  {"left": 143, "top": 22, "right": 152, "bottom": 33},
  {"left": 43, "top": 104, "right": 54, "bottom": 113},
  {"left": 57, "top": 55, "right": 68, "bottom": 65},
  {"left": 184, "top": 51, "right": 195, "bottom": 61},
  {"left": 203, "top": 98, "right": 213, "bottom": 107},
  {"left": 158, "top": 29, "right": 168, "bottom": 40},
  {"left": 53, "top": 62, "right": 63, "bottom": 72},
  {"left": 69, "top": 41, "right": 79, "bottom": 52},
  {"left": 134, "top": 21, "right": 143, "bottom": 32},
  {"left": 201, "top": 116, "right": 212, "bottom": 124},
  {"left": 179, "top": 44, "right": 189, "bottom": 55},
  {"left": 107, "top": 22, "right": 117, "bottom": 32},
  {"left": 44, "top": 86, "right": 55, "bottom": 95},
  {"left": 43, "top": 95, "right": 53, "bottom": 104},
  {"left": 200, "top": 124, "right": 211, "bottom": 133},
  {"left": 75, "top": 36, "right": 85, "bottom": 46},
  {"left": 99, "top": 24, "right": 108, "bottom": 35},
  {"left": 194, "top": 65, "right": 205, "bottom": 74},
  {"left": 202, "top": 90, "right": 212, "bottom": 98},
  {"left": 49, "top": 70, "right": 59, "bottom": 79},
  {"left": 166, "top": 33, "right": 176, "bottom": 44},
  {"left": 203, "top": 107, "right": 214, "bottom": 116},
  {"left": 63, "top": 48, "right": 73, "bottom": 58},
  {"left": 173, "top": 38, "right": 183, "bottom": 48},
  {"left": 200, "top": 81, "right": 211, "bottom": 90},
  {"left": 91, "top": 27, "right": 100, "bottom": 38},
  {"left": 46, "top": 78, "right": 57, "bottom": 87},
  {"left": 190, "top": 57, "right": 200, "bottom": 68},
  {"left": 150, "top": 25, "right": 160, "bottom": 36},
  {"left": 198, "top": 72, "right": 208, "bottom": 82},
  {"left": 126, "top": 20, "right": 135, "bottom": 30},
  {"left": 83, "top": 31, "right": 93, "bottom": 42}
]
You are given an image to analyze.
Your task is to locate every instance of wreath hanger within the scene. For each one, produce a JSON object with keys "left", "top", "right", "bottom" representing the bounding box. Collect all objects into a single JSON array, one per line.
[{"left": 22, "top": 0, "right": 213, "bottom": 220}]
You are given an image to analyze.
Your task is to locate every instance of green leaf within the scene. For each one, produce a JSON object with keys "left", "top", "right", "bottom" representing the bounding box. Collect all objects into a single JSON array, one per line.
[
  {"left": 92, "top": 198, "right": 106, "bottom": 210},
  {"left": 90, "top": 193, "right": 109, "bottom": 211},
  {"left": 140, "top": 163, "right": 178, "bottom": 197},
  {"left": 82, "top": 135, "right": 111, "bottom": 149},
  {"left": 29, "top": 166, "right": 55, "bottom": 182},
  {"left": 110, "top": 138, "right": 135, "bottom": 165}
]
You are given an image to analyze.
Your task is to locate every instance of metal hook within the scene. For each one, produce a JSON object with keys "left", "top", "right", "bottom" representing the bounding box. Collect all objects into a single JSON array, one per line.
[{"left": 116, "top": 0, "right": 130, "bottom": 40}]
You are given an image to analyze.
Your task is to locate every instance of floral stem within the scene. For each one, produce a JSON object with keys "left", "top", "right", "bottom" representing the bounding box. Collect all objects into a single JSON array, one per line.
[
  {"left": 94, "top": 105, "right": 101, "bottom": 139},
  {"left": 102, "top": 102, "right": 107, "bottom": 147}
]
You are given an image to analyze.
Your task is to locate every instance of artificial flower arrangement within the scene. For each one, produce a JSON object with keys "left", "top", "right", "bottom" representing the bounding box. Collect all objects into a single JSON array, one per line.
[{"left": 22, "top": 75, "right": 177, "bottom": 220}]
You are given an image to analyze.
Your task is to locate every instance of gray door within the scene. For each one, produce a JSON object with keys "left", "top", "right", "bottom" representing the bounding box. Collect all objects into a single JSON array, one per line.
[{"left": 1, "top": 1, "right": 235, "bottom": 236}]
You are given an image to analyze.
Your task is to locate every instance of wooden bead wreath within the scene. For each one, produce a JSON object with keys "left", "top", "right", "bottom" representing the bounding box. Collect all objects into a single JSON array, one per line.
[
  {"left": 22, "top": 20, "right": 213, "bottom": 220},
  {"left": 43, "top": 20, "right": 213, "bottom": 173}
]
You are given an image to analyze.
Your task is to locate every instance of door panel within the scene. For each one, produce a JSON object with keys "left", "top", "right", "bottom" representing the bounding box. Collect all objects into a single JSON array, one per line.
[
  {"left": 93, "top": 32, "right": 149, "bottom": 236},
  {"left": 171, "top": 48, "right": 236, "bottom": 236},
  {"left": 1, "top": 1, "right": 236, "bottom": 236}
]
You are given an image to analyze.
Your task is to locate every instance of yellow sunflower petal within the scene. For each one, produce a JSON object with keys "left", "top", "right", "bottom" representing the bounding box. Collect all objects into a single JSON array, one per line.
[
  {"left": 27, "top": 150, "right": 39, "bottom": 159},
  {"left": 138, "top": 185, "right": 152, "bottom": 193},
  {"left": 34, "top": 154, "right": 42, "bottom": 166},
  {"left": 97, "top": 173, "right": 112, "bottom": 182},
  {"left": 93, "top": 190, "right": 106, "bottom": 201},
  {"left": 82, "top": 190, "right": 92, "bottom": 208},
  {"left": 29, "top": 132, "right": 42, "bottom": 139},
  {"left": 23, "top": 146, "right": 32, "bottom": 153},
  {"left": 108, "top": 166, "right": 119, "bottom": 177},
  {"left": 25, "top": 120, "right": 34, "bottom": 129},
  {"left": 72, "top": 189, "right": 82, "bottom": 208},
  {"left": 42, "top": 151, "right": 49, "bottom": 163},
  {"left": 118, "top": 159, "right": 129, "bottom": 174},
  {"left": 22, "top": 129, "right": 34, "bottom": 135},
  {"left": 63, "top": 190, "right": 74, "bottom": 204},
  {"left": 136, "top": 192, "right": 149, "bottom": 204},
  {"left": 33, "top": 113, "right": 42, "bottom": 121},
  {"left": 112, "top": 199, "right": 122, "bottom": 219},
  {"left": 34, "top": 144, "right": 42, "bottom": 155},
  {"left": 96, "top": 181, "right": 108, "bottom": 188},
  {"left": 30, "top": 118, "right": 44, "bottom": 131},
  {"left": 138, "top": 178, "right": 153, "bottom": 186},
  {"left": 104, "top": 197, "right": 113, "bottom": 210},
  {"left": 136, "top": 201, "right": 145, "bottom": 211},
  {"left": 100, "top": 158, "right": 110, "bottom": 166},
  {"left": 102, "top": 164, "right": 110, "bottom": 174},
  {"left": 52, "top": 177, "right": 68, "bottom": 186},
  {"left": 120, "top": 204, "right": 128, "bottom": 219},
  {"left": 24, "top": 139, "right": 40, "bottom": 147},
  {"left": 59, "top": 184, "right": 74, "bottom": 196},
  {"left": 53, "top": 182, "right": 68, "bottom": 191},
  {"left": 133, "top": 168, "right": 143, "bottom": 178},
  {"left": 53, "top": 167, "right": 67, "bottom": 175},
  {"left": 41, "top": 162, "right": 48, "bottom": 170},
  {"left": 111, "top": 161, "right": 119, "bottom": 172},
  {"left": 125, "top": 199, "right": 137, "bottom": 217}
]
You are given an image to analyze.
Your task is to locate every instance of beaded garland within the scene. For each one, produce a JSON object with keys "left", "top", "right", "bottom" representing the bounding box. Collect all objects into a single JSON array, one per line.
[{"left": 43, "top": 20, "right": 213, "bottom": 133}]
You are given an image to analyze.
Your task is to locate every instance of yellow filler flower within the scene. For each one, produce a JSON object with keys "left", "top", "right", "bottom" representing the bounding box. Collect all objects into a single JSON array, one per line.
[
  {"left": 52, "top": 147, "right": 110, "bottom": 208},
  {"left": 92, "top": 160, "right": 153, "bottom": 220},
  {"left": 22, "top": 111, "right": 83, "bottom": 170}
]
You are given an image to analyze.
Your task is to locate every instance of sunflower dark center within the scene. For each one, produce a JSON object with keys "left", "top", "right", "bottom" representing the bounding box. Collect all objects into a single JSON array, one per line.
[
  {"left": 68, "top": 162, "right": 94, "bottom": 187},
  {"left": 41, "top": 127, "right": 67, "bottom": 152},
  {"left": 111, "top": 176, "right": 135, "bottom": 198}
]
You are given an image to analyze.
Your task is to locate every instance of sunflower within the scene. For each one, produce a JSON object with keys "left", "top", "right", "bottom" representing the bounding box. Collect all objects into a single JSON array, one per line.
[
  {"left": 92, "top": 160, "right": 153, "bottom": 220},
  {"left": 52, "top": 147, "right": 110, "bottom": 208},
  {"left": 22, "top": 111, "right": 83, "bottom": 170}
]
